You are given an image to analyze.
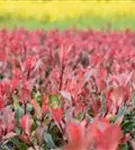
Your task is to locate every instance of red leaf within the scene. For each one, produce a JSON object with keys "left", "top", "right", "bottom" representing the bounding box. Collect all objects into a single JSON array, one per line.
[
  {"left": 42, "top": 95, "right": 49, "bottom": 114},
  {"left": 110, "top": 86, "right": 125, "bottom": 106},
  {"left": 96, "top": 79, "right": 107, "bottom": 93},
  {"left": 19, "top": 86, "right": 31, "bottom": 104},
  {"left": 50, "top": 107, "right": 63, "bottom": 124},
  {"left": 65, "top": 121, "right": 91, "bottom": 150},
  {"left": 91, "top": 119, "right": 122, "bottom": 150},
  {"left": 2, "top": 107, "right": 15, "bottom": 132},
  {"left": 0, "top": 97, "right": 5, "bottom": 110},
  {"left": 10, "top": 78, "right": 19, "bottom": 92},
  {"left": 20, "top": 114, "right": 32, "bottom": 136},
  {"left": 18, "top": 133, "right": 31, "bottom": 145}
]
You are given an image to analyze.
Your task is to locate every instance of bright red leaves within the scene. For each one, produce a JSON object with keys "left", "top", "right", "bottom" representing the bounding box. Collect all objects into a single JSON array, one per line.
[
  {"left": 20, "top": 114, "right": 32, "bottom": 136},
  {"left": 90, "top": 119, "right": 122, "bottom": 150},
  {"left": 65, "top": 121, "right": 91, "bottom": 150},
  {"left": 66, "top": 119, "right": 123, "bottom": 150},
  {"left": 50, "top": 107, "right": 63, "bottom": 124}
]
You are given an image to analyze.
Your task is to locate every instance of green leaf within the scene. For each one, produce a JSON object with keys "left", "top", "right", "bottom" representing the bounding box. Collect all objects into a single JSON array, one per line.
[
  {"left": 76, "top": 112, "right": 84, "bottom": 121},
  {"left": 14, "top": 107, "right": 24, "bottom": 123},
  {"left": 33, "top": 90, "right": 42, "bottom": 104},
  {"left": 49, "top": 95, "right": 59, "bottom": 102},
  {"left": 1, "top": 145, "right": 11, "bottom": 150},
  {"left": 26, "top": 103, "right": 33, "bottom": 112},
  {"left": 117, "top": 106, "right": 127, "bottom": 118},
  {"left": 0, "top": 74, "right": 4, "bottom": 80},
  {"left": 119, "top": 143, "right": 129, "bottom": 150},
  {"left": 31, "top": 118, "right": 37, "bottom": 132},
  {"left": 100, "top": 93, "right": 107, "bottom": 115},
  {"left": 44, "top": 132, "right": 57, "bottom": 149},
  {"left": 48, "top": 94, "right": 62, "bottom": 108},
  {"left": 14, "top": 127, "right": 21, "bottom": 135},
  {"left": 9, "top": 137, "right": 27, "bottom": 150},
  {"left": 13, "top": 94, "right": 20, "bottom": 110}
]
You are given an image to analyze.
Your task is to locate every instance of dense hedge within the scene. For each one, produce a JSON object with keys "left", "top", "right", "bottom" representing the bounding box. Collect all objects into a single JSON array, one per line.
[{"left": 0, "top": 28, "right": 135, "bottom": 149}]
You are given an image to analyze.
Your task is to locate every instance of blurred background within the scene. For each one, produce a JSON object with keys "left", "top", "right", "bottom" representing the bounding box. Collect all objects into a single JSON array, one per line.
[{"left": 0, "top": 0, "right": 135, "bottom": 30}]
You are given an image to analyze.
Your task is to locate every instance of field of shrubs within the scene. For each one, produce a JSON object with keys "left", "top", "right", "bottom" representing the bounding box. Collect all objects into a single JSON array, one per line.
[{"left": 0, "top": 28, "right": 135, "bottom": 149}]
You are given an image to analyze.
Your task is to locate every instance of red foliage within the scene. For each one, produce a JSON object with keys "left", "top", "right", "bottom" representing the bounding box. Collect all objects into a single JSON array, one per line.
[
  {"left": 20, "top": 114, "right": 32, "bottom": 136},
  {"left": 0, "top": 28, "right": 134, "bottom": 148},
  {"left": 90, "top": 119, "right": 122, "bottom": 150},
  {"left": 50, "top": 107, "right": 63, "bottom": 124},
  {"left": 65, "top": 121, "right": 91, "bottom": 150}
]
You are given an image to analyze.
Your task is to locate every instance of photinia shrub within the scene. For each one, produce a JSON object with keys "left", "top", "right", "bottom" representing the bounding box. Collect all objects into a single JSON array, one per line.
[{"left": 0, "top": 28, "right": 135, "bottom": 149}]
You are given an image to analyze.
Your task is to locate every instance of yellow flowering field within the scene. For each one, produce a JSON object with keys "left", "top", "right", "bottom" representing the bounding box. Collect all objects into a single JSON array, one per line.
[{"left": 0, "top": 0, "right": 135, "bottom": 22}]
